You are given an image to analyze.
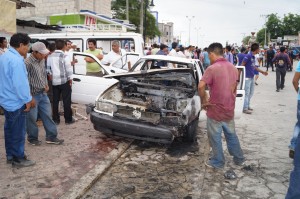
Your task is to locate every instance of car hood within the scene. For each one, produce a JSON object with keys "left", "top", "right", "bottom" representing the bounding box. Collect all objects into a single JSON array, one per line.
[{"left": 104, "top": 68, "right": 195, "bottom": 80}]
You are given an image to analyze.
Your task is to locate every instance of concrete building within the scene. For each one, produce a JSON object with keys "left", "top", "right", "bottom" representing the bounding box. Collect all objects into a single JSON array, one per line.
[
  {"left": 17, "top": 0, "right": 112, "bottom": 19},
  {"left": 158, "top": 22, "right": 174, "bottom": 46}
]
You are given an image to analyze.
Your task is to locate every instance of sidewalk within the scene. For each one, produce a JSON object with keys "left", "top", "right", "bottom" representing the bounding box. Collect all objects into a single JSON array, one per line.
[{"left": 0, "top": 105, "right": 131, "bottom": 199}]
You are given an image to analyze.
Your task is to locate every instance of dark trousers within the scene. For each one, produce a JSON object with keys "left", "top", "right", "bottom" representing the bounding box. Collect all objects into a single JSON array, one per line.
[
  {"left": 3, "top": 105, "right": 26, "bottom": 160},
  {"left": 276, "top": 67, "right": 286, "bottom": 90},
  {"left": 267, "top": 60, "right": 274, "bottom": 71},
  {"left": 286, "top": 126, "right": 300, "bottom": 198},
  {"left": 52, "top": 82, "right": 72, "bottom": 123}
]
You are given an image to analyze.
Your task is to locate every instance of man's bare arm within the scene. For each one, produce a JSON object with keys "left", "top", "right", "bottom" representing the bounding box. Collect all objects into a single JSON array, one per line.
[{"left": 292, "top": 72, "right": 300, "bottom": 92}]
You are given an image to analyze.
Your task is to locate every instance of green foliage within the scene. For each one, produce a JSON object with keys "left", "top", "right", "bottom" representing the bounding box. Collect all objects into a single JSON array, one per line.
[
  {"left": 256, "top": 13, "right": 300, "bottom": 43},
  {"left": 111, "top": 0, "right": 160, "bottom": 38},
  {"left": 266, "top": 13, "right": 283, "bottom": 39},
  {"left": 242, "top": 36, "right": 251, "bottom": 46},
  {"left": 282, "top": 13, "right": 300, "bottom": 35},
  {"left": 256, "top": 28, "right": 266, "bottom": 46}
]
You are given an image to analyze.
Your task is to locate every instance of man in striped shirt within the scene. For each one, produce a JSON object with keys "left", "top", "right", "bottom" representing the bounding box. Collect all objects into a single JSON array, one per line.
[
  {"left": 47, "top": 40, "right": 74, "bottom": 125},
  {"left": 25, "top": 42, "right": 64, "bottom": 145}
]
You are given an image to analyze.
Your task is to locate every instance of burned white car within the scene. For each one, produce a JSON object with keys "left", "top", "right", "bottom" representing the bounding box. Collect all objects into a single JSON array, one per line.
[{"left": 87, "top": 56, "right": 245, "bottom": 144}]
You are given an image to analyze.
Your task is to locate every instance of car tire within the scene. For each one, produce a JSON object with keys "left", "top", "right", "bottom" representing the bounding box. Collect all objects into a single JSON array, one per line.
[{"left": 183, "top": 118, "right": 199, "bottom": 143}]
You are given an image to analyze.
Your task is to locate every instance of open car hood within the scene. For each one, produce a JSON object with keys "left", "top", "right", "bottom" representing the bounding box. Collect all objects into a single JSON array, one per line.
[{"left": 104, "top": 68, "right": 195, "bottom": 80}]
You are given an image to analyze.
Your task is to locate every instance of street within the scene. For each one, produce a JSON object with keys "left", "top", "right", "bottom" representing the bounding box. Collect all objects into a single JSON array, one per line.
[{"left": 82, "top": 63, "right": 297, "bottom": 199}]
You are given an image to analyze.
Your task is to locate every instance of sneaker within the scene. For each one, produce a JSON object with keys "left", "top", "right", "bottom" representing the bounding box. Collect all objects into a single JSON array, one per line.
[
  {"left": 234, "top": 159, "right": 246, "bottom": 166},
  {"left": 6, "top": 158, "right": 13, "bottom": 164},
  {"left": 205, "top": 161, "right": 223, "bottom": 170},
  {"left": 46, "top": 137, "right": 64, "bottom": 145},
  {"left": 255, "top": 82, "right": 258, "bottom": 85},
  {"left": 65, "top": 118, "right": 75, "bottom": 125},
  {"left": 276, "top": 89, "right": 280, "bottom": 92},
  {"left": 248, "top": 107, "right": 253, "bottom": 111},
  {"left": 289, "top": 149, "right": 295, "bottom": 159},
  {"left": 243, "top": 110, "right": 252, "bottom": 114},
  {"left": 28, "top": 139, "right": 42, "bottom": 146},
  {"left": 12, "top": 157, "right": 35, "bottom": 168}
]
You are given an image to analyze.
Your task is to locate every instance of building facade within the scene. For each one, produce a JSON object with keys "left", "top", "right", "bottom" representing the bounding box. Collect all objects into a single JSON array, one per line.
[
  {"left": 158, "top": 22, "right": 174, "bottom": 46},
  {"left": 17, "top": 0, "right": 112, "bottom": 19}
]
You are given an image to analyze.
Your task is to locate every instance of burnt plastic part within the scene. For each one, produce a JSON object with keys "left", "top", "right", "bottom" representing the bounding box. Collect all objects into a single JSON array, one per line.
[
  {"left": 86, "top": 103, "right": 95, "bottom": 114},
  {"left": 90, "top": 111, "right": 174, "bottom": 144},
  {"left": 183, "top": 118, "right": 199, "bottom": 143}
]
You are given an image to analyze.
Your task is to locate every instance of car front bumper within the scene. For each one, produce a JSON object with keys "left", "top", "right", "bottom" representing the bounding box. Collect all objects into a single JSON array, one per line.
[{"left": 90, "top": 111, "right": 175, "bottom": 144}]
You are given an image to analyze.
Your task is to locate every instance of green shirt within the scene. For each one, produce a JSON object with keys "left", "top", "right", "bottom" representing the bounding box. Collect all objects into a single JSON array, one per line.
[{"left": 84, "top": 49, "right": 103, "bottom": 72}]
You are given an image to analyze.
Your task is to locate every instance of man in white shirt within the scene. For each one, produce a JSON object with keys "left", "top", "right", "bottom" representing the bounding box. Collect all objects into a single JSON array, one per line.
[
  {"left": 47, "top": 39, "right": 74, "bottom": 125},
  {"left": 101, "top": 40, "right": 131, "bottom": 70},
  {"left": 168, "top": 42, "right": 179, "bottom": 57}
]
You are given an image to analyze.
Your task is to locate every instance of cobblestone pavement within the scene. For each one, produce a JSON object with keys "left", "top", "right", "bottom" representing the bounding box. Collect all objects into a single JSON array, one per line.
[
  {"left": 0, "top": 105, "right": 129, "bottom": 199},
  {"left": 83, "top": 65, "right": 297, "bottom": 199}
]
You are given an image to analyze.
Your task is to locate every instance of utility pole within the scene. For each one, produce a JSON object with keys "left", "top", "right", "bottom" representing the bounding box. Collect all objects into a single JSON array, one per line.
[
  {"left": 140, "top": 0, "right": 144, "bottom": 36},
  {"left": 126, "top": 0, "right": 129, "bottom": 21},
  {"left": 260, "top": 14, "right": 269, "bottom": 47},
  {"left": 195, "top": 27, "right": 201, "bottom": 47},
  {"left": 186, "top": 16, "right": 195, "bottom": 45}
]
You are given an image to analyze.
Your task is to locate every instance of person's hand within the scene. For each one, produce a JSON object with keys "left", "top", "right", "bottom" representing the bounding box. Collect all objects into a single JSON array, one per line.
[
  {"left": 69, "top": 79, "right": 72, "bottom": 87},
  {"left": 262, "top": 71, "right": 268, "bottom": 76},
  {"left": 24, "top": 98, "right": 36, "bottom": 112},
  {"left": 201, "top": 102, "right": 214, "bottom": 111},
  {"left": 44, "top": 85, "right": 49, "bottom": 92},
  {"left": 47, "top": 74, "right": 52, "bottom": 81}
]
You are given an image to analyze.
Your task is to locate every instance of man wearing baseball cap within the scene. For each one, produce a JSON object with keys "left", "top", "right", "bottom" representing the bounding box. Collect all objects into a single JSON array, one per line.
[{"left": 25, "top": 42, "right": 64, "bottom": 146}]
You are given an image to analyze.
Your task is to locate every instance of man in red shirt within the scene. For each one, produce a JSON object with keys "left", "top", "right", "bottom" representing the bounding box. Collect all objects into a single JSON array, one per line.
[{"left": 198, "top": 42, "right": 245, "bottom": 169}]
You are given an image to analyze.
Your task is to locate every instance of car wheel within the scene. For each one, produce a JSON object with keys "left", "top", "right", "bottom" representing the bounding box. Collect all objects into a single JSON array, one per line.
[{"left": 183, "top": 118, "right": 199, "bottom": 143}]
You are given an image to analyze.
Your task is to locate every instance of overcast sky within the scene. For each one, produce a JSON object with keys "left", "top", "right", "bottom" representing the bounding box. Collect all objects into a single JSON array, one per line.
[{"left": 152, "top": 0, "right": 300, "bottom": 48}]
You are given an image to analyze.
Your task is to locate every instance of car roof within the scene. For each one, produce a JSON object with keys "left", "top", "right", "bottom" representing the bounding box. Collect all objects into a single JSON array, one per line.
[{"left": 139, "top": 55, "right": 197, "bottom": 63}]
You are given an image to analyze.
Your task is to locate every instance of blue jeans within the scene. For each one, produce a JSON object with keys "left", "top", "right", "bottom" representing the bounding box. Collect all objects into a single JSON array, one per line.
[
  {"left": 243, "top": 78, "right": 255, "bottom": 110},
  {"left": 289, "top": 100, "right": 300, "bottom": 150},
  {"left": 286, "top": 131, "right": 300, "bottom": 198},
  {"left": 27, "top": 93, "right": 57, "bottom": 141},
  {"left": 3, "top": 105, "right": 27, "bottom": 160},
  {"left": 207, "top": 117, "right": 245, "bottom": 168}
]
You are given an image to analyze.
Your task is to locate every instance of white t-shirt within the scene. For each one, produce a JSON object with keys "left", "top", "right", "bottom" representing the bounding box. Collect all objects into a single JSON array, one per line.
[
  {"left": 168, "top": 49, "right": 179, "bottom": 57},
  {"left": 101, "top": 48, "right": 129, "bottom": 70},
  {"left": 255, "top": 54, "right": 260, "bottom": 66}
]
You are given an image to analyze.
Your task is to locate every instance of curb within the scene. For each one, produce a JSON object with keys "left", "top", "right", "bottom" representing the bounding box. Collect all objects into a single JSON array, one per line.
[{"left": 60, "top": 140, "right": 133, "bottom": 199}]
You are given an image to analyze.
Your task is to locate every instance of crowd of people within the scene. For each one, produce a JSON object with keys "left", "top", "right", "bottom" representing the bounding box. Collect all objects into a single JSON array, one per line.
[{"left": 0, "top": 33, "right": 128, "bottom": 168}]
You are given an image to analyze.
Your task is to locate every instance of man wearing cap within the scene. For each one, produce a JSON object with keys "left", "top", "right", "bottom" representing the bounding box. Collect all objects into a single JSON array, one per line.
[{"left": 25, "top": 42, "right": 64, "bottom": 145}]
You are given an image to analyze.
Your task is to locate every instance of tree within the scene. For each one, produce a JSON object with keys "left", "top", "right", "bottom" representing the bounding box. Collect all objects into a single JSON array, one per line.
[
  {"left": 111, "top": 0, "right": 160, "bottom": 39},
  {"left": 266, "top": 13, "right": 283, "bottom": 40},
  {"left": 282, "top": 13, "right": 300, "bottom": 36},
  {"left": 242, "top": 36, "right": 251, "bottom": 46},
  {"left": 256, "top": 28, "right": 266, "bottom": 46}
]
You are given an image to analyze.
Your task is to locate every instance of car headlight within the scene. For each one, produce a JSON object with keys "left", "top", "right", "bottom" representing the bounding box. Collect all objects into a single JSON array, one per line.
[{"left": 96, "top": 101, "right": 118, "bottom": 114}]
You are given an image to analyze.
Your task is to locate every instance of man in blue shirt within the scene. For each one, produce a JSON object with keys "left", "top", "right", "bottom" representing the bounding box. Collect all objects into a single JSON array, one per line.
[
  {"left": 241, "top": 43, "right": 268, "bottom": 114},
  {"left": 286, "top": 61, "right": 300, "bottom": 199},
  {"left": 203, "top": 47, "right": 210, "bottom": 69},
  {"left": 237, "top": 47, "right": 247, "bottom": 65},
  {"left": 0, "top": 33, "right": 36, "bottom": 167}
]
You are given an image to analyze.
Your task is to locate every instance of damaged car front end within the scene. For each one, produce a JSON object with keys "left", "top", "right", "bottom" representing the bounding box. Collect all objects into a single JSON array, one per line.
[{"left": 89, "top": 68, "right": 201, "bottom": 144}]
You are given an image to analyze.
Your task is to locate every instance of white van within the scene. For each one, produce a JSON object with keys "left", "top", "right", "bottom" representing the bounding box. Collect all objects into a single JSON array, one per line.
[{"left": 29, "top": 32, "right": 144, "bottom": 55}]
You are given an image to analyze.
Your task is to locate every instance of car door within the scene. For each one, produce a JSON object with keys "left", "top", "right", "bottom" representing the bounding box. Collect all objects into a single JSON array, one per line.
[
  {"left": 235, "top": 66, "right": 246, "bottom": 119},
  {"left": 71, "top": 52, "right": 118, "bottom": 104},
  {"left": 108, "top": 52, "right": 141, "bottom": 73}
]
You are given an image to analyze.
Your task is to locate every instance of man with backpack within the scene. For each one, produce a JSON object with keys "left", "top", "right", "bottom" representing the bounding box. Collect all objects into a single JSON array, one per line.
[{"left": 272, "top": 46, "right": 291, "bottom": 92}]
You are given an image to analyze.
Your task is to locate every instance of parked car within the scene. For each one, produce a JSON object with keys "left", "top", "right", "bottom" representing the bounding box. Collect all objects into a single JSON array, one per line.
[{"left": 87, "top": 56, "right": 246, "bottom": 144}]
